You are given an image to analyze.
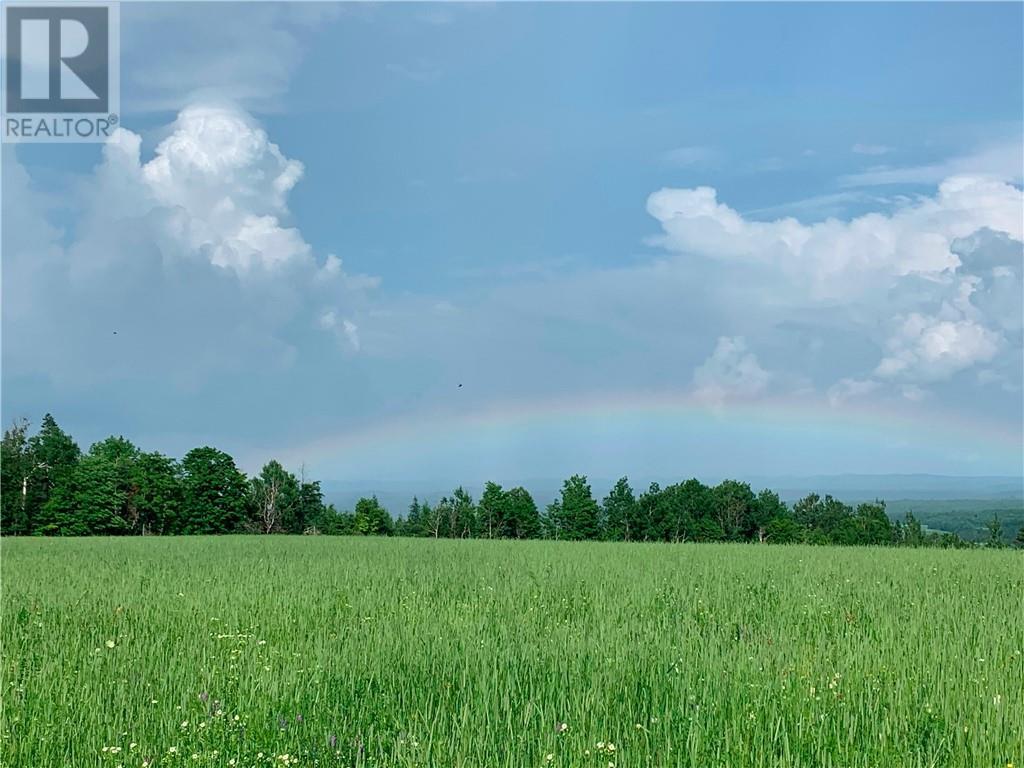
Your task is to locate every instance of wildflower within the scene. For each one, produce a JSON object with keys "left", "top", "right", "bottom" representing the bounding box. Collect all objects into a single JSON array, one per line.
[
  {"left": 168, "top": 747, "right": 178, "bottom": 754},
  {"left": 105, "top": 639, "right": 116, "bottom": 648},
  {"left": 545, "top": 755, "right": 554, "bottom": 763},
  {"left": 555, "top": 721, "right": 568, "bottom": 733}
]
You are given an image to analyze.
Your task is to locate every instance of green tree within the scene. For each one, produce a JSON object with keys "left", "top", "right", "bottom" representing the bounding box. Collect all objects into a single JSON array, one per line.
[
  {"left": 180, "top": 447, "right": 249, "bottom": 534},
  {"left": 985, "top": 514, "right": 1004, "bottom": 548},
  {"left": 764, "top": 514, "right": 803, "bottom": 544},
  {"left": 132, "top": 452, "right": 182, "bottom": 535},
  {"left": 353, "top": 496, "right": 393, "bottom": 536},
  {"left": 602, "top": 477, "right": 637, "bottom": 541},
  {"left": 712, "top": 480, "right": 757, "bottom": 541},
  {"left": 541, "top": 499, "right": 564, "bottom": 540},
  {"left": 478, "top": 481, "right": 508, "bottom": 539},
  {"left": 24, "top": 414, "right": 80, "bottom": 533},
  {"left": 402, "top": 497, "right": 424, "bottom": 537},
  {"left": 505, "top": 486, "right": 541, "bottom": 539},
  {"left": 901, "top": 511, "right": 924, "bottom": 547},
  {"left": 559, "top": 474, "right": 601, "bottom": 540},
  {"left": 249, "top": 460, "right": 300, "bottom": 533},
  {"left": 752, "top": 489, "right": 788, "bottom": 542},
  {"left": 41, "top": 436, "right": 139, "bottom": 535},
  {"left": 854, "top": 501, "right": 893, "bottom": 545},
  {"left": 1, "top": 420, "right": 32, "bottom": 534},
  {"left": 292, "top": 479, "right": 325, "bottom": 534},
  {"left": 1013, "top": 526, "right": 1024, "bottom": 549},
  {"left": 311, "top": 503, "right": 354, "bottom": 535}
]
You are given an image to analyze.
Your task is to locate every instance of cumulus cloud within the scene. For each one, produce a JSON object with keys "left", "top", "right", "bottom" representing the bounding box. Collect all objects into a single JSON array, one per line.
[
  {"left": 692, "top": 337, "right": 772, "bottom": 405},
  {"left": 875, "top": 314, "right": 1001, "bottom": 382},
  {"left": 3, "top": 104, "right": 376, "bottom": 392},
  {"left": 648, "top": 175, "right": 1022, "bottom": 300},
  {"left": 647, "top": 175, "right": 1022, "bottom": 393},
  {"left": 103, "top": 106, "right": 311, "bottom": 274}
]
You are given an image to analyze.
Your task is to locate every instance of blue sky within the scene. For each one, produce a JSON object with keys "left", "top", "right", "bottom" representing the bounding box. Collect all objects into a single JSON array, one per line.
[{"left": 3, "top": 2, "right": 1022, "bottom": 486}]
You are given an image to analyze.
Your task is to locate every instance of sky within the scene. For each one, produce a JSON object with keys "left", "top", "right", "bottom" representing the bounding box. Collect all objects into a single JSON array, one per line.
[{"left": 3, "top": 1, "right": 1023, "bottom": 488}]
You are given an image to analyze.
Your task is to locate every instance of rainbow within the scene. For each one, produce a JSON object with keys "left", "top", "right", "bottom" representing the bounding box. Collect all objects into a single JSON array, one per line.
[{"left": 277, "top": 389, "right": 1022, "bottom": 478}]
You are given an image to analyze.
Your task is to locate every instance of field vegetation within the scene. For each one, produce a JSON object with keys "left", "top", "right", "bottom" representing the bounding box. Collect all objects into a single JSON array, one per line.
[{"left": 2, "top": 536, "right": 1021, "bottom": 767}]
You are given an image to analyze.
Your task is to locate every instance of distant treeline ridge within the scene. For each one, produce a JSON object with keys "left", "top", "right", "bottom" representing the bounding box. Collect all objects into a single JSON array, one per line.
[{"left": 2, "top": 414, "right": 1020, "bottom": 548}]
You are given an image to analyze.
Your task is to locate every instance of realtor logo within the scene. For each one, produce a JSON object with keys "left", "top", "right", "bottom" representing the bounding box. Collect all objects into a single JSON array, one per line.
[{"left": 2, "top": 2, "right": 120, "bottom": 142}]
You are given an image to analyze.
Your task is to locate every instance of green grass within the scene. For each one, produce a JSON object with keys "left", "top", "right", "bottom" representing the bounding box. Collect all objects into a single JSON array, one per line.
[{"left": 2, "top": 537, "right": 1021, "bottom": 768}]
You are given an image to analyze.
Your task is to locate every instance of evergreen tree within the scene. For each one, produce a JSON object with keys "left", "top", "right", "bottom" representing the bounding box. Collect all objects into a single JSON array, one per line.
[
  {"left": 404, "top": 497, "right": 424, "bottom": 537},
  {"left": 560, "top": 474, "right": 601, "bottom": 540},
  {"left": 293, "top": 479, "right": 325, "bottom": 534},
  {"left": 25, "top": 414, "right": 80, "bottom": 533},
  {"left": 985, "top": 514, "right": 1004, "bottom": 548}
]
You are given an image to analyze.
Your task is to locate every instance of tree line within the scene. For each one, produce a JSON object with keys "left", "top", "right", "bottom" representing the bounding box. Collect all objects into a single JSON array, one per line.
[{"left": 2, "top": 414, "right": 1020, "bottom": 548}]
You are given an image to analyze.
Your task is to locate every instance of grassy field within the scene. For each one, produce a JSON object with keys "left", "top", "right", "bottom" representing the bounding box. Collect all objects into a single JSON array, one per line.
[{"left": 1, "top": 537, "right": 1021, "bottom": 768}]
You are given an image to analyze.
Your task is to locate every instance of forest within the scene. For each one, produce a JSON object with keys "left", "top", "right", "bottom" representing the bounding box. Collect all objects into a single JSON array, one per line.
[{"left": 3, "top": 414, "right": 1020, "bottom": 548}]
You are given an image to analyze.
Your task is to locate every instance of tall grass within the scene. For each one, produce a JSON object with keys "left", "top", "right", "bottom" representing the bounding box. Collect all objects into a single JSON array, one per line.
[{"left": 2, "top": 536, "right": 1021, "bottom": 767}]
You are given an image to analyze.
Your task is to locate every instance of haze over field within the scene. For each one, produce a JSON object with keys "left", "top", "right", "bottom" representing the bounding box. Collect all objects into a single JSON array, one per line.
[{"left": 3, "top": 3, "right": 1022, "bottom": 486}]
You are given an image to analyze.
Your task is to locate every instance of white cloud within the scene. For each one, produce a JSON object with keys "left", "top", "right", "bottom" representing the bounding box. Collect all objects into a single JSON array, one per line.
[
  {"left": 839, "top": 139, "right": 1022, "bottom": 187},
  {"left": 3, "top": 104, "right": 377, "bottom": 390},
  {"left": 827, "top": 377, "right": 881, "bottom": 407},
  {"left": 875, "top": 314, "right": 1001, "bottom": 382},
  {"left": 647, "top": 174, "right": 1022, "bottom": 392},
  {"left": 648, "top": 175, "right": 1022, "bottom": 302},
  {"left": 692, "top": 337, "right": 772, "bottom": 405},
  {"left": 342, "top": 320, "right": 361, "bottom": 352},
  {"left": 105, "top": 105, "right": 309, "bottom": 274}
]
